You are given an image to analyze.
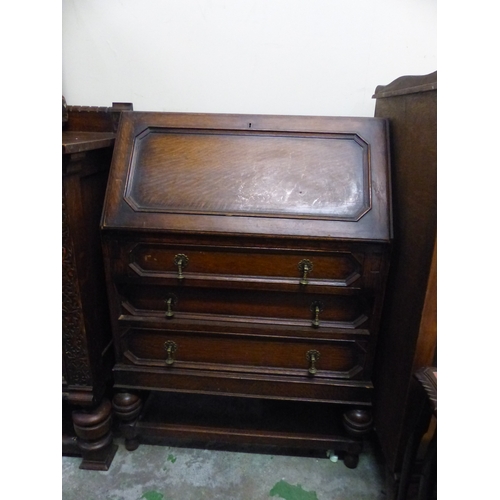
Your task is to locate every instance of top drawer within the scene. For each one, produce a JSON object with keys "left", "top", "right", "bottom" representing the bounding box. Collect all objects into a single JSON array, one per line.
[{"left": 127, "top": 243, "right": 363, "bottom": 288}]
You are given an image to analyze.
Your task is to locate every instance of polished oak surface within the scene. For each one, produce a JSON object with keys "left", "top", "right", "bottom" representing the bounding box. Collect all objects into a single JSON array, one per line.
[
  {"left": 103, "top": 112, "right": 391, "bottom": 241},
  {"left": 125, "top": 131, "right": 369, "bottom": 219},
  {"left": 102, "top": 111, "right": 392, "bottom": 468}
]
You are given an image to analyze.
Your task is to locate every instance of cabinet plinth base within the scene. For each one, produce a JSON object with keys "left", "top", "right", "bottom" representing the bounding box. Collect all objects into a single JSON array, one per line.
[
  {"left": 70, "top": 398, "right": 118, "bottom": 470},
  {"left": 78, "top": 443, "right": 119, "bottom": 471}
]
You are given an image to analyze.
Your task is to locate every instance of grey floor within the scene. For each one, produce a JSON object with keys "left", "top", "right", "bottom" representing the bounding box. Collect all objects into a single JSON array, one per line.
[{"left": 62, "top": 438, "right": 388, "bottom": 500}]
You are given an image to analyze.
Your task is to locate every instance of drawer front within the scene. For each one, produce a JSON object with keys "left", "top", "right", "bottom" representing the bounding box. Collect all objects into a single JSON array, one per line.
[
  {"left": 118, "top": 283, "right": 371, "bottom": 329},
  {"left": 128, "top": 243, "right": 363, "bottom": 288},
  {"left": 120, "top": 326, "right": 368, "bottom": 380}
]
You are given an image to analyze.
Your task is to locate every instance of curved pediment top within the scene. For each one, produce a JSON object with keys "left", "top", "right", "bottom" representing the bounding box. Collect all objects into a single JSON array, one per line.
[{"left": 373, "top": 71, "right": 437, "bottom": 99}]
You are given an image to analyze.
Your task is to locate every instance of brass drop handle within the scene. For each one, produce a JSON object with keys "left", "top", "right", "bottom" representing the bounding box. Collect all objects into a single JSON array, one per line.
[
  {"left": 164, "top": 293, "right": 178, "bottom": 319},
  {"left": 298, "top": 259, "right": 313, "bottom": 285},
  {"left": 173, "top": 254, "right": 189, "bottom": 280},
  {"left": 164, "top": 340, "right": 178, "bottom": 366},
  {"left": 310, "top": 301, "right": 324, "bottom": 328},
  {"left": 306, "top": 349, "right": 320, "bottom": 375}
]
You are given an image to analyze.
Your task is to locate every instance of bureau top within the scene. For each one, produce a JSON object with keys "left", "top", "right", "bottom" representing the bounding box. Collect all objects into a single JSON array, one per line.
[{"left": 102, "top": 112, "right": 392, "bottom": 242}]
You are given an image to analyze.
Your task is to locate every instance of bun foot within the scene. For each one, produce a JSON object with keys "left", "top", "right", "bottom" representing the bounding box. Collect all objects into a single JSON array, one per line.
[
  {"left": 343, "top": 452, "right": 360, "bottom": 469},
  {"left": 342, "top": 408, "right": 373, "bottom": 438},
  {"left": 112, "top": 392, "right": 143, "bottom": 451}
]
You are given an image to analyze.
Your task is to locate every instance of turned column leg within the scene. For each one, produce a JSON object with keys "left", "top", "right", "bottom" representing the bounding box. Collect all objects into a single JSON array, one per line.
[
  {"left": 341, "top": 408, "right": 373, "bottom": 469},
  {"left": 71, "top": 398, "right": 118, "bottom": 471},
  {"left": 342, "top": 408, "right": 373, "bottom": 437},
  {"left": 112, "top": 392, "right": 143, "bottom": 451}
]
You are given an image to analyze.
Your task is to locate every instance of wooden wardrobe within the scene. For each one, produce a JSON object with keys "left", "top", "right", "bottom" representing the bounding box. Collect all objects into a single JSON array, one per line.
[{"left": 371, "top": 72, "right": 437, "bottom": 494}]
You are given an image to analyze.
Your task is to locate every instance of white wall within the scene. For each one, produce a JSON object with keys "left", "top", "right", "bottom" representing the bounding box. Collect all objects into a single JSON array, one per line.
[{"left": 62, "top": 0, "right": 436, "bottom": 117}]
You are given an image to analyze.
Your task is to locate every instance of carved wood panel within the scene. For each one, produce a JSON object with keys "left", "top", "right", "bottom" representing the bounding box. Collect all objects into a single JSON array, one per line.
[{"left": 62, "top": 193, "right": 92, "bottom": 386}]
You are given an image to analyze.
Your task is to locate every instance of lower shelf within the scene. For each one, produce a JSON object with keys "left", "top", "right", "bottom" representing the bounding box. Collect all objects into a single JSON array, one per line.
[{"left": 116, "top": 391, "right": 367, "bottom": 468}]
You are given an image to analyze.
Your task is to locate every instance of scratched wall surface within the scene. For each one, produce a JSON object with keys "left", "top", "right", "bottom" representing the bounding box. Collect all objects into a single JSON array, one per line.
[
  {"left": 62, "top": 439, "right": 387, "bottom": 500},
  {"left": 126, "top": 132, "right": 368, "bottom": 220}
]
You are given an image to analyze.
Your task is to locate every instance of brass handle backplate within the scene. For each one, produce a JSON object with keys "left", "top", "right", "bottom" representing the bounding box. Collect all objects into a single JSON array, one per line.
[
  {"left": 310, "top": 301, "right": 324, "bottom": 328},
  {"left": 173, "top": 254, "right": 189, "bottom": 280},
  {"left": 164, "top": 293, "right": 178, "bottom": 319},
  {"left": 298, "top": 259, "right": 313, "bottom": 285},
  {"left": 164, "top": 340, "right": 178, "bottom": 365},
  {"left": 306, "top": 349, "right": 320, "bottom": 375}
]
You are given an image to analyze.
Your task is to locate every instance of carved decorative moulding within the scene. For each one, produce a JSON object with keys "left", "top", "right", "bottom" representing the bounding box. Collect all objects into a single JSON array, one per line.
[{"left": 62, "top": 194, "right": 91, "bottom": 387}]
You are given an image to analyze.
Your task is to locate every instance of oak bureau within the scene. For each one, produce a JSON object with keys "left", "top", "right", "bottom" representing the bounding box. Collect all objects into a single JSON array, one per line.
[{"left": 101, "top": 112, "right": 392, "bottom": 468}]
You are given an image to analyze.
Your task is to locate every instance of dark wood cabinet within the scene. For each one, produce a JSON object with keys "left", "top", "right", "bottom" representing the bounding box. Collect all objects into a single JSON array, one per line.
[
  {"left": 101, "top": 112, "right": 393, "bottom": 467},
  {"left": 371, "top": 72, "right": 437, "bottom": 493},
  {"left": 62, "top": 101, "right": 132, "bottom": 470}
]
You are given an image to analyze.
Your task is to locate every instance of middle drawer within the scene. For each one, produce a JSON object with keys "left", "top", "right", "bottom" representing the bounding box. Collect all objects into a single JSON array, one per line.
[{"left": 118, "top": 283, "right": 371, "bottom": 330}]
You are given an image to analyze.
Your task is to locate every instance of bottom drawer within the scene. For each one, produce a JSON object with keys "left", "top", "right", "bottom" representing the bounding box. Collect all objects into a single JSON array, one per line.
[{"left": 121, "top": 326, "right": 368, "bottom": 380}]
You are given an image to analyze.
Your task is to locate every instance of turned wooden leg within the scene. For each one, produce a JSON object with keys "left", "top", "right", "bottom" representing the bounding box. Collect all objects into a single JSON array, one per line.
[
  {"left": 340, "top": 408, "right": 373, "bottom": 469},
  {"left": 343, "top": 452, "right": 360, "bottom": 469},
  {"left": 342, "top": 408, "right": 373, "bottom": 438},
  {"left": 112, "top": 392, "right": 143, "bottom": 451},
  {"left": 72, "top": 398, "right": 118, "bottom": 471}
]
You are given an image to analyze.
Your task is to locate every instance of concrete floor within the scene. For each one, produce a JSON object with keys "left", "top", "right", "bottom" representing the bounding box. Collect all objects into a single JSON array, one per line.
[{"left": 62, "top": 438, "right": 388, "bottom": 500}]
